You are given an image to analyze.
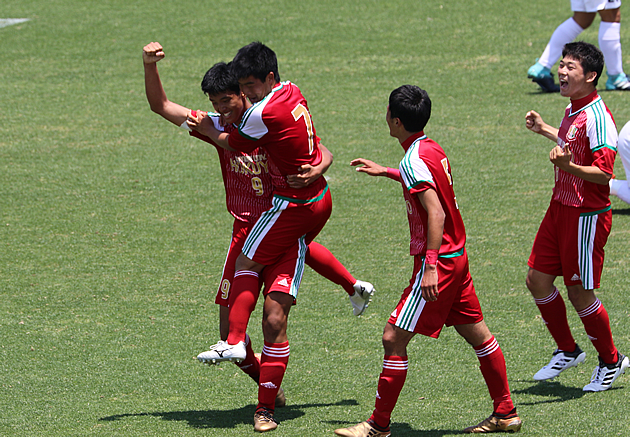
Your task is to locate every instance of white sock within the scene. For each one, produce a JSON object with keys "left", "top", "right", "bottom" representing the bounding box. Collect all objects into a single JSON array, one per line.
[
  {"left": 599, "top": 22, "right": 623, "bottom": 76},
  {"left": 539, "top": 18, "right": 584, "bottom": 69}
]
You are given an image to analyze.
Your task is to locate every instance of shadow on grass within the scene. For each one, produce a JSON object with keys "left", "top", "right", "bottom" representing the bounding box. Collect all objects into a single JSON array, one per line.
[
  {"left": 511, "top": 380, "right": 587, "bottom": 405},
  {"left": 99, "top": 399, "right": 358, "bottom": 430},
  {"left": 326, "top": 420, "right": 465, "bottom": 436}
]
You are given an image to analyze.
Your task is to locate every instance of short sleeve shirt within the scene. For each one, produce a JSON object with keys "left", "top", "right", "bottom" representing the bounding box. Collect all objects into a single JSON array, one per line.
[
  {"left": 553, "top": 91, "right": 617, "bottom": 209},
  {"left": 228, "top": 81, "right": 326, "bottom": 201},
  {"left": 398, "top": 132, "right": 467, "bottom": 256}
]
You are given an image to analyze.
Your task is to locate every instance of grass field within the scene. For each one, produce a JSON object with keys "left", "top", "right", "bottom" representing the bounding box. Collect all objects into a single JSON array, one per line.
[{"left": 2, "top": 0, "right": 630, "bottom": 435}]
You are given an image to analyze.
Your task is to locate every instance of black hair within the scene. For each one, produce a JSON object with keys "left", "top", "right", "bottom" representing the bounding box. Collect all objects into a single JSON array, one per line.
[
  {"left": 389, "top": 85, "right": 431, "bottom": 132},
  {"left": 562, "top": 41, "right": 604, "bottom": 87},
  {"left": 231, "top": 41, "right": 280, "bottom": 83},
  {"left": 201, "top": 61, "right": 240, "bottom": 96}
]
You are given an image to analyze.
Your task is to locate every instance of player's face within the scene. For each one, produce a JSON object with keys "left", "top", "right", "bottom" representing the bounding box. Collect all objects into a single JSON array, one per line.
[
  {"left": 238, "top": 73, "right": 275, "bottom": 104},
  {"left": 208, "top": 91, "right": 246, "bottom": 125},
  {"left": 557, "top": 56, "right": 597, "bottom": 99}
]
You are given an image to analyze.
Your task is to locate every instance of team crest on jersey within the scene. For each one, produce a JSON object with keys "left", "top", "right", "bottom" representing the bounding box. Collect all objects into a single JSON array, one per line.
[{"left": 567, "top": 124, "right": 578, "bottom": 140}]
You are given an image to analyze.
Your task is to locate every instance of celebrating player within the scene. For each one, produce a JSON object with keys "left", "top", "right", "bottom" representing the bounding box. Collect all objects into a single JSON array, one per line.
[
  {"left": 334, "top": 85, "right": 521, "bottom": 436},
  {"left": 525, "top": 41, "right": 628, "bottom": 391},
  {"left": 142, "top": 41, "right": 374, "bottom": 417},
  {"left": 187, "top": 41, "right": 372, "bottom": 432}
]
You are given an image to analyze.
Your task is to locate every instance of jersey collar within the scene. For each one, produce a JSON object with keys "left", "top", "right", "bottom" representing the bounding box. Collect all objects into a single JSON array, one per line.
[
  {"left": 569, "top": 90, "right": 600, "bottom": 117},
  {"left": 401, "top": 131, "right": 427, "bottom": 152}
]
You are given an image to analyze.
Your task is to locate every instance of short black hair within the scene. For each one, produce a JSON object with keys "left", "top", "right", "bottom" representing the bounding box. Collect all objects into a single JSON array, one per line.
[
  {"left": 562, "top": 41, "right": 604, "bottom": 87},
  {"left": 231, "top": 41, "right": 280, "bottom": 83},
  {"left": 201, "top": 62, "right": 240, "bottom": 96},
  {"left": 389, "top": 85, "right": 431, "bottom": 133}
]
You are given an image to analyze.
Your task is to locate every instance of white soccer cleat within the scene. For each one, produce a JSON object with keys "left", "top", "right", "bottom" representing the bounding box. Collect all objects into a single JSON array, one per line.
[
  {"left": 583, "top": 353, "right": 629, "bottom": 392},
  {"left": 349, "top": 280, "right": 374, "bottom": 316},
  {"left": 196, "top": 340, "right": 247, "bottom": 365},
  {"left": 533, "top": 345, "right": 586, "bottom": 381}
]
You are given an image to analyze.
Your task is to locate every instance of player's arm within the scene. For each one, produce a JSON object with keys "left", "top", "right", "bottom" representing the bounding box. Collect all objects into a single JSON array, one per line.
[
  {"left": 350, "top": 158, "right": 400, "bottom": 181},
  {"left": 286, "top": 144, "right": 333, "bottom": 188},
  {"left": 416, "top": 187, "right": 445, "bottom": 302},
  {"left": 143, "top": 42, "right": 190, "bottom": 127},
  {"left": 186, "top": 111, "right": 236, "bottom": 151},
  {"left": 549, "top": 145, "right": 612, "bottom": 185},
  {"left": 525, "top": 110, "right": 559, "bottom": 142}
]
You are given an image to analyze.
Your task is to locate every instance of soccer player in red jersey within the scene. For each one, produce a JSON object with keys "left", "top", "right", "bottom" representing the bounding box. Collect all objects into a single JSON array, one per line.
[
  {"left": 188, "top": 42, "right": 367, "bottom": 432},
  {"left": 142, "top": 42, "right": 374, "bottom": 415},
  {"left": 525, "top": 41, "right": 628, "bottom": 391},
  {"left": 334, "top": 85, "right": 521, "bottom": 436}
]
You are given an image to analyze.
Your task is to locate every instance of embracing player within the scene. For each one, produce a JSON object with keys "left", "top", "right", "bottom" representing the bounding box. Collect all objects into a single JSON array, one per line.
[{"left": 143, "top": 41, "right": 374, "bottom": 418}]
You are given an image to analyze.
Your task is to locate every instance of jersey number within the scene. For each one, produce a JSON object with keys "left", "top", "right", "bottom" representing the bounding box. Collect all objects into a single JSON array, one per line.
[
  {"left": 220, "top": 279, "right": 230, "bottom": 300},
  {"left": 291, "top": 104, "right": 314, "bottom": 154},
  {"left": 252, "top": 177, "right": 264, "bottom": 196},
  {"left": 441, "top": 158, "right": 453, "bottom": 185}
]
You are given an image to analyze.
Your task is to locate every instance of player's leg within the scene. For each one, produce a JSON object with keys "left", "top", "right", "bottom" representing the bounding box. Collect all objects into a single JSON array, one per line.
[
  {"left": 334, "top": 322, "right": 413, "bottom": 437},
  {"left": 527, "top": 9, "right": 593, "bottom": 92},
  {"left": 198, "top": 222, "right": 262, "bottom": 372},
  {"left": 254, "top": 291, "right": 293, "bottom": 432},
  {"left": 455, "top": 321, "right": 521, "bottom": 433},
  {"left": 567, "top": 208, "right": 628, "bottom": 390},
  {"left": 610, "top": 121, "right": 630, "bottom": 204},
  {"left": 598, "top": 4, "right": 630, "bottom": 90},
  {"left": 218, "top": 305, "right": 262, "bottom": 382},
  {"left": 305, "top": 241, "right": 374, "bottom": 316},
  {"left": 527, "top": 204, "right": 583, "bottom": 379}
]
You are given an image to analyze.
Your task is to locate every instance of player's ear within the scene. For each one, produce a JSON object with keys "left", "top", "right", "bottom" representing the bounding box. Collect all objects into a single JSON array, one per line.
[
  {"left": 265, "top": 72, "right": 276, "bottom": 85},
  {"left": 585, "top": 70, "right": 597, "bottom": 84}
]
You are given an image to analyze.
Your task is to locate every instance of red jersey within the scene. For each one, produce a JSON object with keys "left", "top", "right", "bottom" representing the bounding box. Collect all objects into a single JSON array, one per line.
[
  {"left": 228, "top": 81, "right": 326, "bottom": 201},
  {"left": 188, "top": 114, "right": 272, "bottom": 223},
  {"left": 398, "top": 132, "right": 466, "bottom": 256},
  {"left": 553, "top": 91, "right": 617, "bottom": 209}
]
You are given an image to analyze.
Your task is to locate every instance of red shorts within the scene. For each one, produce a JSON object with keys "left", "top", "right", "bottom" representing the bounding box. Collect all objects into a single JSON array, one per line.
[
  {"left": 242, "top": 185, "right": 332, "bottom": 265},
  {"left": 388, "top": 249, "right": 483, "bottom": 338},
  {"left": 260, "top": 239, "right": 309, "bottom": 302},
  {"left": 214, "top": 219, "right": 252, "bottom": 307},
  {"left": 528, "top": 201, "right": 611, "bottom": 289},
  {"left": 215, "top": 221, "right": 310, "bottom": 307}
]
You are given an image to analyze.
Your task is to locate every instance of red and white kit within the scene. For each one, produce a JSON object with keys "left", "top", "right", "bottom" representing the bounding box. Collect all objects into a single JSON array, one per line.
[
  {"left": 189, "top": 113, "right": 273, "bottom": 305},
  {"left": 388, "top": 132, "right": 483, "bottom": 337},
  {"left": 228, "top": 81, "right": 332, "bottom": 271},
  {"left": 529, "top": 91, "right": 617, "bottom": 289}
]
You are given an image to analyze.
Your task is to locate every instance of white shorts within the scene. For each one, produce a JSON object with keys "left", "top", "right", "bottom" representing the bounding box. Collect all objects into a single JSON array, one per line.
[
  {"left": 571, "top": 0, "right": 621, "bottom": 12},
  {"left": 618, "top": 120, "right": 630, "bottom": 176}
]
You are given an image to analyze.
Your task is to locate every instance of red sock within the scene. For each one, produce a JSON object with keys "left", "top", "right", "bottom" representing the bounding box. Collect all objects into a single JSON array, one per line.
[
  {"left": 227, "top": 270, "right": 260, "bottom": 345},
  {"left": 578, "top": 299, "right": 618, "bottom": 364},
  {"left": 234, "top": 334, "right": 261, "bottom": 383},
  {"left": 257, "top": 341, "right": 290, "bottom": 411},
  {"left": 369, "top": 355, "right": 407, "bottom": 430},
  {"left": 534, "top": 287, "right": 576, "bottom": 352},
  {"left": 305, "top": 241, "right": 356, "bottom": 296},
  {"left": 474, "top": 336, "right": 514, "bottom": 416}
]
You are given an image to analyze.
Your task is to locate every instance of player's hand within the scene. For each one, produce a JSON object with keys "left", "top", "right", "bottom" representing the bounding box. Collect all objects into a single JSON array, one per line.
[
  {"left": 143, "top": 42, "right": 165, "bottom": 64},
  {"left": 549, "top": 144, "right": 572, "bottom": 169},
  {"left": 525, "top": 110, "right": 544, "bottom": 133},
  {"left": 287, "top": 164, "right": 320, "bottom": 188},
  {"left": 420, "top": 264, "right": 439, "bottom": 302},
  {"left": 350, "top": 158, "right": 387, "bottom": 177},
  {"left": 186, "top": 109, "right": 207, "bottom": 130}
]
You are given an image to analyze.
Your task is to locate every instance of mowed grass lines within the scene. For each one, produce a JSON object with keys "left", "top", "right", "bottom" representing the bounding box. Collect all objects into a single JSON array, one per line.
[{"left": 1, "top": 0, "right": 630, "bottom": 435}]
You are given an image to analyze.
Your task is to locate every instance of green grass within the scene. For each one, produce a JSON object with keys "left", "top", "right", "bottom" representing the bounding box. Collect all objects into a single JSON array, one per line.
[{"left": 2, "top": 0, "right": 630, "bottom": 435}]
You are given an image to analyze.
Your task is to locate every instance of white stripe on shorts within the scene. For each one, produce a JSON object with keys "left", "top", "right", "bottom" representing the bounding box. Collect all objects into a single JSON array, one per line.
[
  {"left": 242, "top": 196, "right": 290, "bottom": 258},
  {"left": 395, "top": 265, "right": 426, "bottom": 332}
]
